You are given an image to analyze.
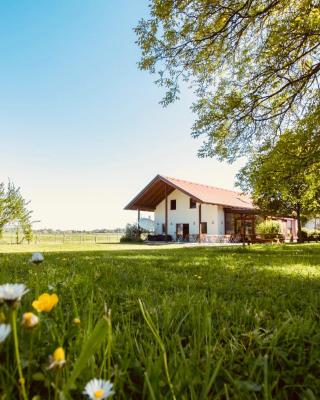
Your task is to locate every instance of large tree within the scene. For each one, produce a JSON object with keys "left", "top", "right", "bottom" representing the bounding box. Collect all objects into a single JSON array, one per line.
[
  {"left": 236, "top": 112, "right": 320, "bottom": 241},
  {"left": 0, "top": 182, "right": 33, "bottom": 242},
  {"left": 135, "top": 0, "right": 320, "bottom": 160}
]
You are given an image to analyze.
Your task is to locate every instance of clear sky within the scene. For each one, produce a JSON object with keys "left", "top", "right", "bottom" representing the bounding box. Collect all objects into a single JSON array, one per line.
[{"left": 0, "top": 0, "right": 246, "bottom": 230}]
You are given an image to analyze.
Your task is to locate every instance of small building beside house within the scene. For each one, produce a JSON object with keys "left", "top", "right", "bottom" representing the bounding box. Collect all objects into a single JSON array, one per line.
[{"left": 124, "top": 175, "right": 297, "bottom": 242}]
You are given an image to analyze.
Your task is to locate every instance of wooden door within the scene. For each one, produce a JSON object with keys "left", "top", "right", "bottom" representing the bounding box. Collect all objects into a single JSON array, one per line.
[{"left": 183, "top": 224, "right": 189, "bottom": 239}]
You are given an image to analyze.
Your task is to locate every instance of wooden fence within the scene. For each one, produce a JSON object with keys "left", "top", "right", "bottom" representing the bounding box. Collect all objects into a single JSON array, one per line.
[{"left": 1, "top": 232, "right": 123, "bottom": 245}]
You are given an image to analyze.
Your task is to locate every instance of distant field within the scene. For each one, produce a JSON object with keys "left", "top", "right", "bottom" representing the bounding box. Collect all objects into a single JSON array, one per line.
[
  {"left": 0, "top": 244, "right": 319, "bottom": 399},
  {"left": 1, "top": 231, "right": 123, "bottom": 245}
]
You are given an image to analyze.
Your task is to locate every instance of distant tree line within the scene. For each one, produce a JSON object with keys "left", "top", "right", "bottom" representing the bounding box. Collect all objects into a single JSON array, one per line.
[{"left": 30, "top": 228, "right": 125, "bottom": 234}]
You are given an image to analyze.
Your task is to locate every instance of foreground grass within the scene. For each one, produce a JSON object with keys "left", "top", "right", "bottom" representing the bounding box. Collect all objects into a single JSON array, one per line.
[
  {"left": 0, "top": 244, "right": 319, "bottom": 399},
  {"left": 0, "top": 242, "right": 183, "bottom": 253}
]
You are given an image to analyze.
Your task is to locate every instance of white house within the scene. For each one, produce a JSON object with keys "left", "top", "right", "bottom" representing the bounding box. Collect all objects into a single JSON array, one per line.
[{"left": 125, "top": 175, "right": 298, "bottom": 241}]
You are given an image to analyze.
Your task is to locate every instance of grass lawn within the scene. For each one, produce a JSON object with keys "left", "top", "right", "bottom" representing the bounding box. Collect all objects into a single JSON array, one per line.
[
  {"left": 0, "top": 242, "right": 182, "bottom": 253},
  {"left": 0, "top": 244, "right": 319, "bottom": 399}
]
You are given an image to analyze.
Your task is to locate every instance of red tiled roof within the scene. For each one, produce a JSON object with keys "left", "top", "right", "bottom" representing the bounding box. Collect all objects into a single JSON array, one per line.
[
  {"left": 163, "top": 176, "right": 254, "bottom": 209},
  {"left": 124, "top": 174, "right": 255, "bottom": 211}
]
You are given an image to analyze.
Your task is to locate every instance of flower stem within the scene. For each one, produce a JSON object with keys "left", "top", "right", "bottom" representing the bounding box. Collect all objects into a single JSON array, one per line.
[
  {"left": 27, "top": 331, "right": 35, "bottom": 392},
  {"left": 11, "top": 308, "right": 28, "bottom": 400},
  {"left": 54, "top": 370, "right": 60, "bottom": 400},
  {"left": 107, "top": 312, "right": 112, "bottom": 380}
]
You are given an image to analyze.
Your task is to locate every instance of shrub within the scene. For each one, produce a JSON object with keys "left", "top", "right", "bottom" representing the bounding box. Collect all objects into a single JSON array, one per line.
[
  {"left": 120, "top": 223, "right": 144, "bottom": 243},
  {"left": 256, "top": 220, "right": 282, "bottom": 235},
  {"left": 120, "top": 236, "right": 143, "bottom": 243},
  {"left": 301, "top": 228, "right": 320, "bottom": 242},
  {"left": 302, "top": 228, "right": 320, "bottom": 237}
]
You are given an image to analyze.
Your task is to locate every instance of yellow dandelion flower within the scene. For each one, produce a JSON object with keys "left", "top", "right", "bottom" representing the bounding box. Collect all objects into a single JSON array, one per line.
[
  {"left": 32, "top": 293, "right": 59, "bottom": 312},
  {"left": 48, "top": 347, "right": 66, "bottom": 369},
  {"left": 53, "top": 347, "right": 65, "bottom": 361},
  {"left": 73, "top": 317, "right": 81, "bottom": 325}
]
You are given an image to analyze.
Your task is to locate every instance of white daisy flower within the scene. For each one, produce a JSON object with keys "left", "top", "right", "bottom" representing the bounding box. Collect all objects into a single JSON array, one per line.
[
  {"left": 30, "top": 252, "right": 44, "bottom": 264},
  {"left": 0, "top": 324, "right": 11, "bottom": 343},
  {"left": 83, "top": 379, "right": 114, "bottom": 399},
  {"left": 0, "top": 284, "right": 29, "bottom": 303},
  {"left": 22, "top": 312, "right": 39, "bottom": 329}
]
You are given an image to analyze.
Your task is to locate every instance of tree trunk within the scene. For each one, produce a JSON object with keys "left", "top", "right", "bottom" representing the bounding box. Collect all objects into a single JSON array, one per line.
[{"left": 297, "top": 204, "right": 303, "bottom": 243}]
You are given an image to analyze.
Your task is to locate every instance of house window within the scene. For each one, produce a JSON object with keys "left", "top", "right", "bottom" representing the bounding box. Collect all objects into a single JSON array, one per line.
[
  {"left": 190, "top": 198, "right": 196, "bottom": 209},
  {"left": 201, "top": 222, "right": 207, "bottom": 234},
  {"left": 162, "top": 223, "right": 166, "bottom": 234},
  {"left": 225, "top": 212, "right": 235, "bottom": 234},
  {"left": 170, "top": 199, "right": 176, "bottom": 210}
]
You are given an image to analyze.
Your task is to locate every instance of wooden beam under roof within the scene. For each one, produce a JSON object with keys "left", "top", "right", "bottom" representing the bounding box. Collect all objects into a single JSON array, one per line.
[{"left": 124, "top": 175, "right": 200, "bottom": 211}]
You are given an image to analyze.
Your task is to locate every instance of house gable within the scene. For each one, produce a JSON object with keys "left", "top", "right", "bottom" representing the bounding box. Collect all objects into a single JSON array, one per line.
[{"left": 124, "top": 174, "right": 255, "bottom": 211}]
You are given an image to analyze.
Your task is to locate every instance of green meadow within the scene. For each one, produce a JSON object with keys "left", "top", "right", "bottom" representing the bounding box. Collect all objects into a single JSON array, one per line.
[{"left": 0, "top": 244, "right": 320, "bottom": 399}]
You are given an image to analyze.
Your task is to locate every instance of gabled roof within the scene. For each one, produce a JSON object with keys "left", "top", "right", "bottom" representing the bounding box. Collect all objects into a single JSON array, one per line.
[{"left": 124, "top": 174, "right": 255, "bottom": 211}]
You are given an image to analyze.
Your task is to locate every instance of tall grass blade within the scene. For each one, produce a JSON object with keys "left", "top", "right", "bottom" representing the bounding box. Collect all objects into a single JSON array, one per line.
[
  {"left": 65, "top": 317, "right": 109, "bottom": 390},
  {"left": 139, "top": 299, "right": 176, "bottom": 400},
  {"left": 144, "top": 372, "right": 157, "bottom": 400},
  {"left": 201, "top": 358, "right": 223, "bottom": 399},
  {"left": 263, "top": 354, "right": 269, "bottom": 400}
]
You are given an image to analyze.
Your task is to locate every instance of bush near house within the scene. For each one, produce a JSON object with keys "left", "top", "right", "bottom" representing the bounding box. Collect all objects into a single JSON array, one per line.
[
  {"left": 302, "top": 229, "right": 320, "bottom": 242},
  {"left": 254, "top": 220, "right": 284, "bottom": 243},
  {"left": 256, "top": 220, "right": 282, "bottom": 235},
  {"left": 120, "top": 223, "right": 144, "bottom": 243}
]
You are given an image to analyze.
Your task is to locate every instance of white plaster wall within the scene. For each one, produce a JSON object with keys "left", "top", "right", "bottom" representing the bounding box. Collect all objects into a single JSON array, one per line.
[
  {"left": 201, "top": 203, "right": 219, "bottom": 235},
  {"left": 154, "top": 200, "right": 165, "bottom": 234},
  {"left": 217, "top": 206, "right": 225, "bottom": 235},
  {"left": 154, "top": 189, "right": 225, "bottom": 238}
]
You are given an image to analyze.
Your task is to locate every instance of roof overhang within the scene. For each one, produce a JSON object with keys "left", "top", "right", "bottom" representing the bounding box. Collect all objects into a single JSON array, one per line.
[
  {"left": 124, "top": 175, "right": 201, "bottom": 211},
  {"left": 224, "top": 207, "right": 259, "bottom": 214}
]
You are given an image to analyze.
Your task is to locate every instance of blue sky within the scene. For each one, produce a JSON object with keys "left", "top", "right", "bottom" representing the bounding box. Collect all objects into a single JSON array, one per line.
[{"left": 0, "top": 0, "right": 245, "bottom": 229}]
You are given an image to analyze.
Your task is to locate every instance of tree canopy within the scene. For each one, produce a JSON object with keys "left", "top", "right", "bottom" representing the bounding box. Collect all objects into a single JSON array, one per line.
[
  {"left": 135, "top": 0, "right": 320, "bottom": 160},
  {"left": 236, "top": 110, "right": 320, "bottom": 239},
  {"left": 0, "top": 182, "right": 33, "bottom": 242}
]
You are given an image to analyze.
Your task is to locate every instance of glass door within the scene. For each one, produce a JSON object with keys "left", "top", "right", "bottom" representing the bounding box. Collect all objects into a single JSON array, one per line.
[
  {"left": 244, "top": 220, "right": 253, "bottom": 235},
  {"left": 235, "top": 219, "right": 253, "bottom": 237},
  {"left": 183, "top": 224, "right": 189, "bottom": 239}
]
